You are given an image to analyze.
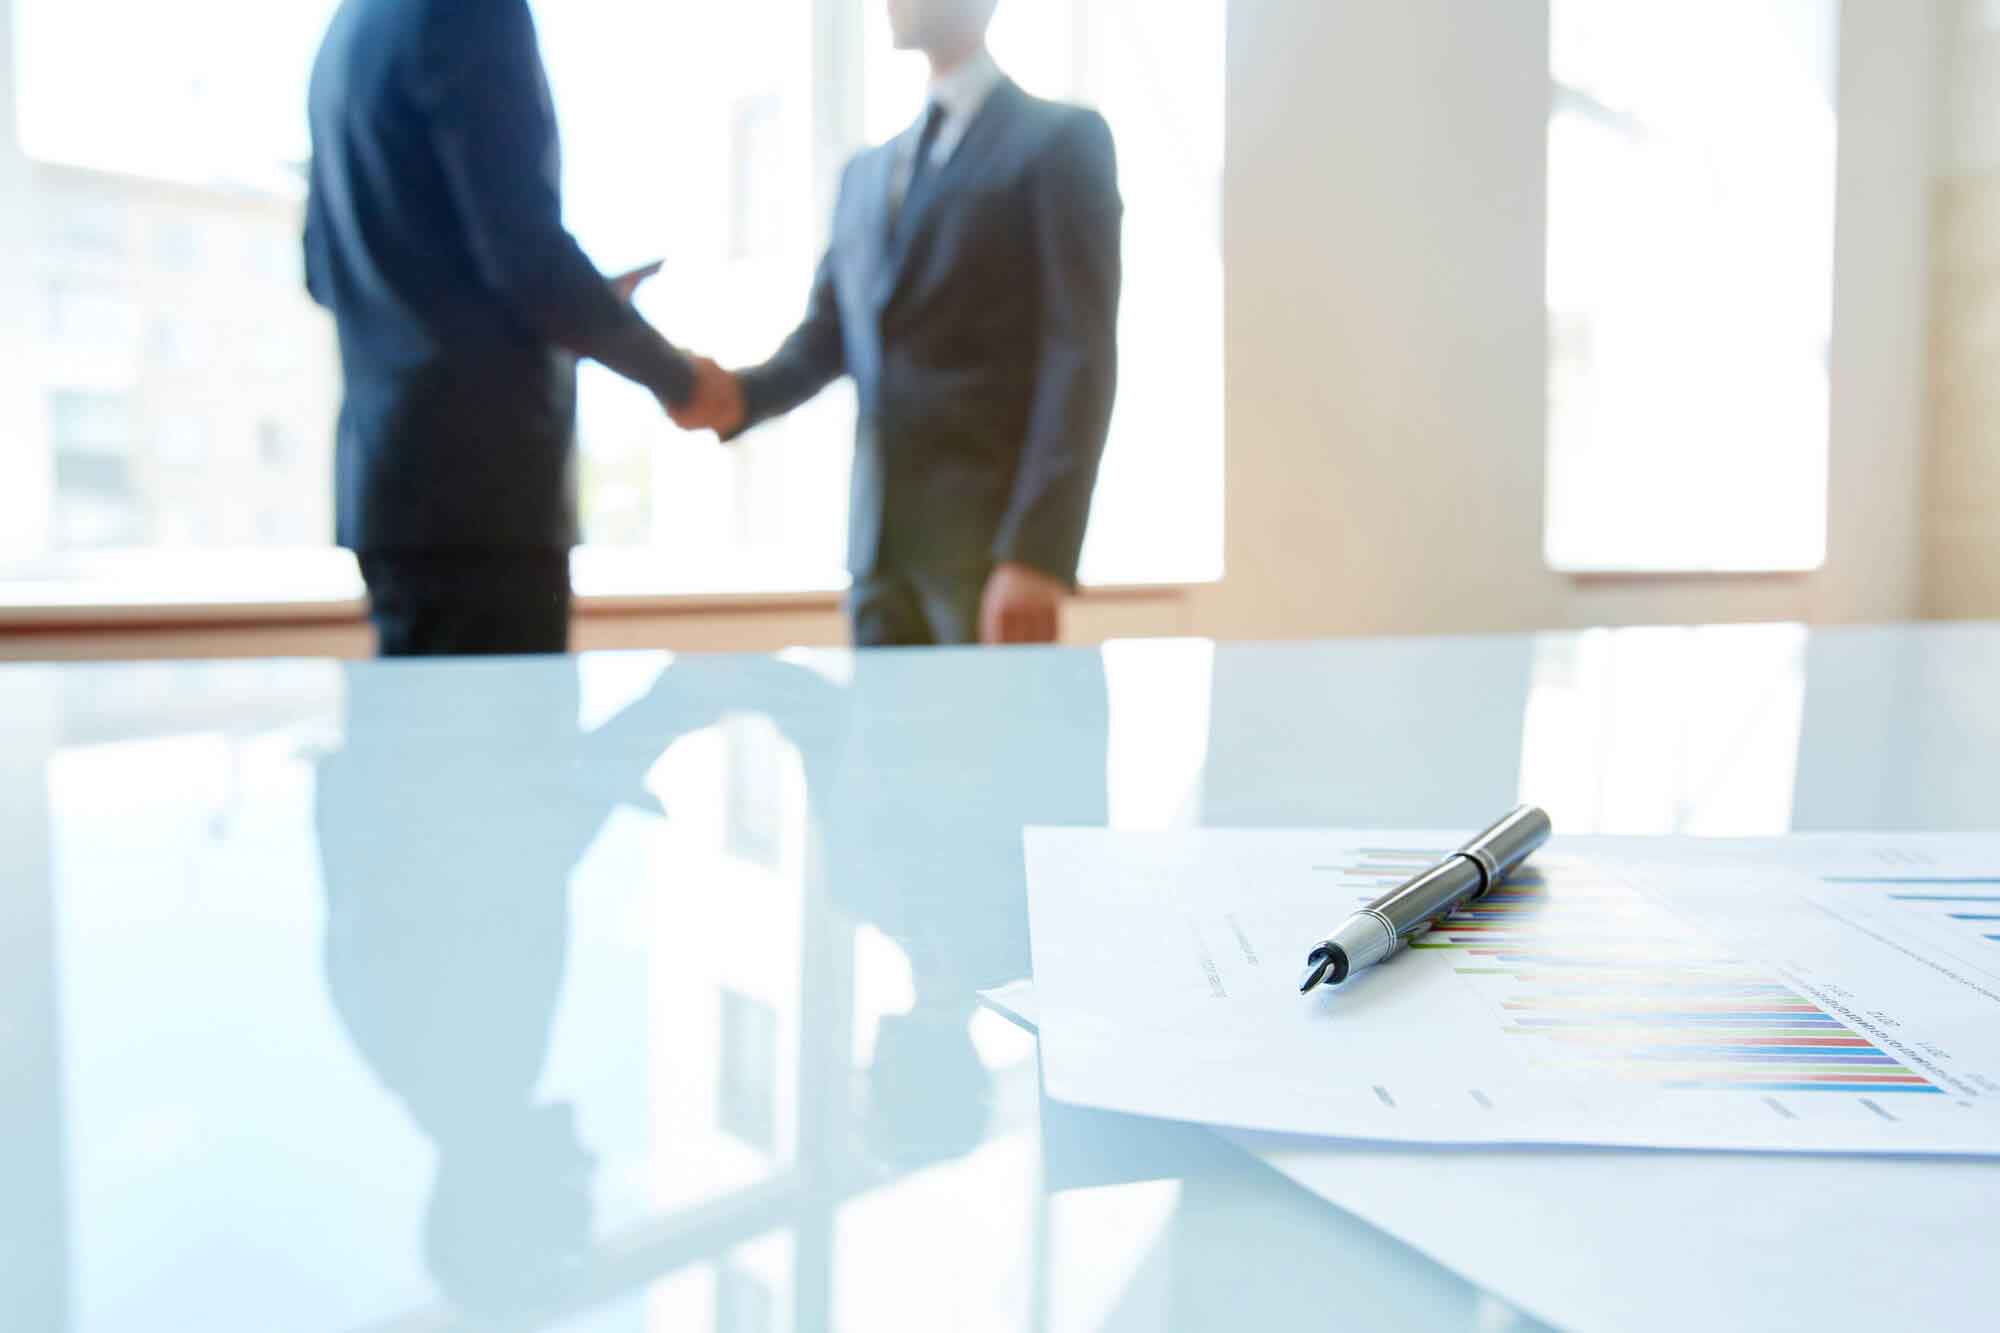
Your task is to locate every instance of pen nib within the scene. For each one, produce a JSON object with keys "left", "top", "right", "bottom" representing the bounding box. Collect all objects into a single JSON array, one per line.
[
  {"left": 1299, "top": 952, "right": 1333, "bottom": 994},
  {"left": 1299, "top": 944, "right": 1351, "bottom": 994}
]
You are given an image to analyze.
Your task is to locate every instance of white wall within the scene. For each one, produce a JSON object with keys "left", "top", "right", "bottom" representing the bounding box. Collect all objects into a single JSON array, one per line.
[
  {"left": 1927, "top": 0, "right": 2000, "bottom": 618},
  {"left": 1195, "top": 0, "right": 1940, "bottom": 641},
  {"left": 0, "top": 0, "right": 51, "bottom": 561}
]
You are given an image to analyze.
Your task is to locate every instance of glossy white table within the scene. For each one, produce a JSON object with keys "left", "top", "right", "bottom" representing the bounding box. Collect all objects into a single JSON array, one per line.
[{"left": 2, "top": 623, "right": 1995, "bottom": 1332}]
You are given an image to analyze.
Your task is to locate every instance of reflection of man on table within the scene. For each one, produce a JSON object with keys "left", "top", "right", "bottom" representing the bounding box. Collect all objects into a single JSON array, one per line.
[
  {"left": 315, "top": 662, "right": 704, "bottom": 1316},
  {"left": 664, "top": 649, "right": 1109, "bottom": 1164}
]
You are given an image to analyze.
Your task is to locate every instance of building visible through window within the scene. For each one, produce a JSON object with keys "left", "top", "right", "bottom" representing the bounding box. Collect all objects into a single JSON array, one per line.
[
  {"left": 48, "top": 390, "right": 140, "bottom": 548},
  {"left": 2, "top": 0, "right": 1224, "bottom": 598},
  {"left": 15, "top": 159, "right": 339, "bottom": 561}
]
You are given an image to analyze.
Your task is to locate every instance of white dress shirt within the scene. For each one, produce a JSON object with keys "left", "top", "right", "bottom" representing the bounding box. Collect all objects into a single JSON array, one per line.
[{"left": 890, "top": 48, "right": 1006, "bottom": 210}]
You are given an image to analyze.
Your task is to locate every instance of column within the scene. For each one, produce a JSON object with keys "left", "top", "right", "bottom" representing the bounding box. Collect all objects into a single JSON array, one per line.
[{"left": 1928, "top": 0, "right": 2000, "bottom": 617}]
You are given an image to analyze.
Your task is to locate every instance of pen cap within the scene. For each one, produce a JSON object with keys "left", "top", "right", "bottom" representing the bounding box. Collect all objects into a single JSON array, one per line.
[{"left": 1458, "top": 805, "right": 1552, "bottom": 892}]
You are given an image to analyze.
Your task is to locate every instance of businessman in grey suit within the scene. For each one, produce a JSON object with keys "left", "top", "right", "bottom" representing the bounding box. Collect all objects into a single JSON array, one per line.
[{"left": 677, "top": 0, "right": 1123, "bottom": 648}]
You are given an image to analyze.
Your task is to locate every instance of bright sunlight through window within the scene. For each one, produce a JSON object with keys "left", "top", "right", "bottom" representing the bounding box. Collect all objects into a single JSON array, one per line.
[{"left": 1544, "top": 0, "right": 1839, "bottom": 574}]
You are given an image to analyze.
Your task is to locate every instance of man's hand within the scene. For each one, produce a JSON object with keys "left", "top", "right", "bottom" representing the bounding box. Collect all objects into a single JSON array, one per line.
[
  {"left": 609, "top": 260, "right": 664, "bottom": 303},
  {"left": 666, "top": 357, "right": 746, "bottom": 437},
  {"left": 979, "top": 562, "right": 1066, "bottom": 645}
]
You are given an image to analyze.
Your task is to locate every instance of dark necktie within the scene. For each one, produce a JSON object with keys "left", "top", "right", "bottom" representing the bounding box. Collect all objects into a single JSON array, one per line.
[{"left": 894, "top": 102, "right": 950, "bottom": 235}]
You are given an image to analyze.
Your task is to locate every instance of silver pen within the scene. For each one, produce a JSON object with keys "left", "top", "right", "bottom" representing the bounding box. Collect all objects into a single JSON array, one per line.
[{"left": 1299, "top": 806, "right": 1553, "bottom": 994}]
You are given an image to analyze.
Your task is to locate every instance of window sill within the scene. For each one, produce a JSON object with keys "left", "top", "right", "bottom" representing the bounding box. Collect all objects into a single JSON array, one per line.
[
  {"left": 0, "top": 561, "right": 1201, "bottom": 634},
  {"left": 0, "top": 587, "right": 861, "bottom": 633},
  {"left": 1560, "top": 568, "right": 1821, "bottom": 584}
]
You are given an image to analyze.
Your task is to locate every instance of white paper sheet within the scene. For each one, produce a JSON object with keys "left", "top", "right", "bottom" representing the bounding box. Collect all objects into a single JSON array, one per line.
[
  {"left": 986, "top": 974, "right": 1999, "bottom": 1333},
  {"left": 1025, "top": 829, "right": 2000, "bottom": 1154},
  {"left": 1239, "top": 1132, "right": 1997, "bottom": 1333}
]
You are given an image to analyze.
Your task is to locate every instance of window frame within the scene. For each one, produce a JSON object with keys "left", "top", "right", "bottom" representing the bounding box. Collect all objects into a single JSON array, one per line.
[
  {"left": 1541, "top": 2, "right": 1840, "bottom": 580},
  {"left": 0, "top": 0, "right": 1221, "bottom": 618}
]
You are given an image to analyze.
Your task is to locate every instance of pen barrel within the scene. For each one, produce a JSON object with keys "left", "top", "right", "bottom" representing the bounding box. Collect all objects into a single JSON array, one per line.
[
  {"left": 1301, "top": 807, "right": 1553, "bottom": 991},
  {"left": 1458, "top": 805, "right": 1553, "bottom": 891},
  {"left": 1372, "top": 858, "right": 1487, "bottom": 943}
]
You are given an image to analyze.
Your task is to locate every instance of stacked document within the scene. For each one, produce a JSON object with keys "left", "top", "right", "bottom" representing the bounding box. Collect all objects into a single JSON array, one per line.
[
  {"left": 1024, "top": 830, "right": 2000, "bottom": 1154},
  {"left": 1012, "top": 831, "right": 2000, "bottom": 1333}
]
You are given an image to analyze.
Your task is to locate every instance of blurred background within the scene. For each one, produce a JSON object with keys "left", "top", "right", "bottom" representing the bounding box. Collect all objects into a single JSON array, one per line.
[{"left": 0, "top": 0, "right": 1992, "bottom": 659}]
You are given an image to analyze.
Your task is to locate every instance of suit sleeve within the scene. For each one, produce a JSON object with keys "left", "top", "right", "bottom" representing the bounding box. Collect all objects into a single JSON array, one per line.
[
  {"left": 415, "top": 0, "right": 694, "bottom": 404},
  {"left": 992, "top": 110, "right": 1123, "bottom": 585},
  {"left": 728, "top": 176, "right": 854, "bottom": 440},
  {"left": 302, "top": 199, "right": 330, "bottom": 310}
]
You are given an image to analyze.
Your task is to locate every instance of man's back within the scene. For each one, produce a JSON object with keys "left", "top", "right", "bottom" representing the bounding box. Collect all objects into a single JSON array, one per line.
[
  {"left": 307, "top": 0, "right": 548, "bottom": 379},
  {"left": 305, "top": 0, "right": 689, "bottom": 556}
]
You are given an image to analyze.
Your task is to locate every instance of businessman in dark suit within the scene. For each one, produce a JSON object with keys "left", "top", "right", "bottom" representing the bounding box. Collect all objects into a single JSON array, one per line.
[
  {"left": 677, "top": 0, "right": 1123, "bottom": 647},
  {"left": 305, "top": 0, "right": 727, "bottom": 657}
]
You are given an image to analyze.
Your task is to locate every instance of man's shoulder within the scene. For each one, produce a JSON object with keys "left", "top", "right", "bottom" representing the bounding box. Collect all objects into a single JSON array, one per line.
[
  {"left": 352, "top": 0, "right": 532, "bottom": 66},
  {"left": 1006, "top": 85, "right": 1108, "bottom": 134},
  {"left": 848, "top": 134, "right": 902, "bottom": 169},
  {"left": 998, "top": 85, "right": 1113, "bottom": 162},
  {"left": 327, "top": 0, "right": 434, "bottom": 37},
  {"left": 316, "top": 0, "right": 444, "bottom": 66},
  {"left": 835, "top": 138, "right": 896, "bottom": 196}
]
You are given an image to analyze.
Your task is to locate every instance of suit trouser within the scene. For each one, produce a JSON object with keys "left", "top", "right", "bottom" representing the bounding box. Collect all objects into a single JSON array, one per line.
[
  {"left": 847, "top": 563, "right": 993, "bottom": 648},
  {"left": 357, "top": 550, "right": 572, "bottom": 657}
]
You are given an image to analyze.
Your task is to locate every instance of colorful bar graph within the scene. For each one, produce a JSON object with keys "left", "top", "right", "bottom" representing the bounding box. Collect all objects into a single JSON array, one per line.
[
  {"left": 1885, "top": 894, "right": 2000, "bottom": 903},
  {"left": 1321, "top": 849, "right": 1948, "bottom": 1100},
  {"left": 1669, "top": 1082, "right": 1943, "bottom": 1094},
  {"left": 1817, "top": 868, "right": 2000, "bottom": 952},
  {"left": 1824, "top": 877, "right": 2000, "bottom": 885}
]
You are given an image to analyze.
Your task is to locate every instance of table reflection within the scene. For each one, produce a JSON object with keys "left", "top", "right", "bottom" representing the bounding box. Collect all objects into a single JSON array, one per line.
[
  {"left": 3, "top": 626, "right": 1995, "bottom": 1332},
  {"left": 309, "top": 649, "right": 1108, "bottom": 1327},
  {"left": 317, "top": 662, "right": 690, "bottom": 1315}
]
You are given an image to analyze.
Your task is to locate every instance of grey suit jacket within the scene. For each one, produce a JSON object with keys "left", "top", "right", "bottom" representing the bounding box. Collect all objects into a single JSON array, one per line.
[{"left": 734, "top": 80, "right": 1123, "bottom": 583}]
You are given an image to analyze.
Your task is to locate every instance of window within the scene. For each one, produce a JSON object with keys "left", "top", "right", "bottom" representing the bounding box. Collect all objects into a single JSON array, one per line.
[
  {"left": 43, "top": 196, "right": 124, "bottom": 259},
  {"left": 155, "top": 415, "right": 209, "bottom": 468},
  {"left": 151, "top": 315, "right": 213, "bottom": 372},
  {"left": 718, "top": 988, "right": 781, "bottom": 1154},
  {"left": 3, "top": 0, "right": 1224, "bottom": 602},
  {"left": 1544, "top": 0, "right": 1838, "bottom": 574},
  {"left": 48, "top": 391, "right": 131, "bottom": 457},
  {"left": 46, "top": 282, "right": 141, "bottom": 361},
  {"left": 47, "top": 391, "right": 142, "bottom": 548},
  {"left": 153, "top": 217, "right": 201, "bottom": 274},
  {"left": 728, "top": 95, "right": 787, "bottom": 263},
  {"left": 244, "top": 230, "right": 299, "bottom": 286}
]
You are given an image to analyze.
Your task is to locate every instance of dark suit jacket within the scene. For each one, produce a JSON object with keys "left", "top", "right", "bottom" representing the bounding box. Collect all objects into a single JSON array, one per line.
[
  {"left": 304, "top": 0, "right": 693, "bottom": 553},
  {"left": 733, "top": 80, "right": 1123, "bottom": 584}
]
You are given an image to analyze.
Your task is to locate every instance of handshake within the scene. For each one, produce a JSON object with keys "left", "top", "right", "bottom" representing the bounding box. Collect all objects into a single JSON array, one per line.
[
  {"left": 666, "top": 357, "right": 747, "bottom": 439},
  {"left": 610, "top": 263, "right": 748, "bottom": 440}
]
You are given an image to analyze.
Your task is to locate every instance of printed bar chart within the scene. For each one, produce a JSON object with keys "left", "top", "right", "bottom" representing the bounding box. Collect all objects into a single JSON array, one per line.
[
  {"left": 1819, "top": 875, "right": 2000, "bottom": 964},
  {"left": 1029, "top": 828, "right": 2000, "bottom": 1153},
  {"left": 1322, "top": 850, "right": 1946, "bottom": 1100}
]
